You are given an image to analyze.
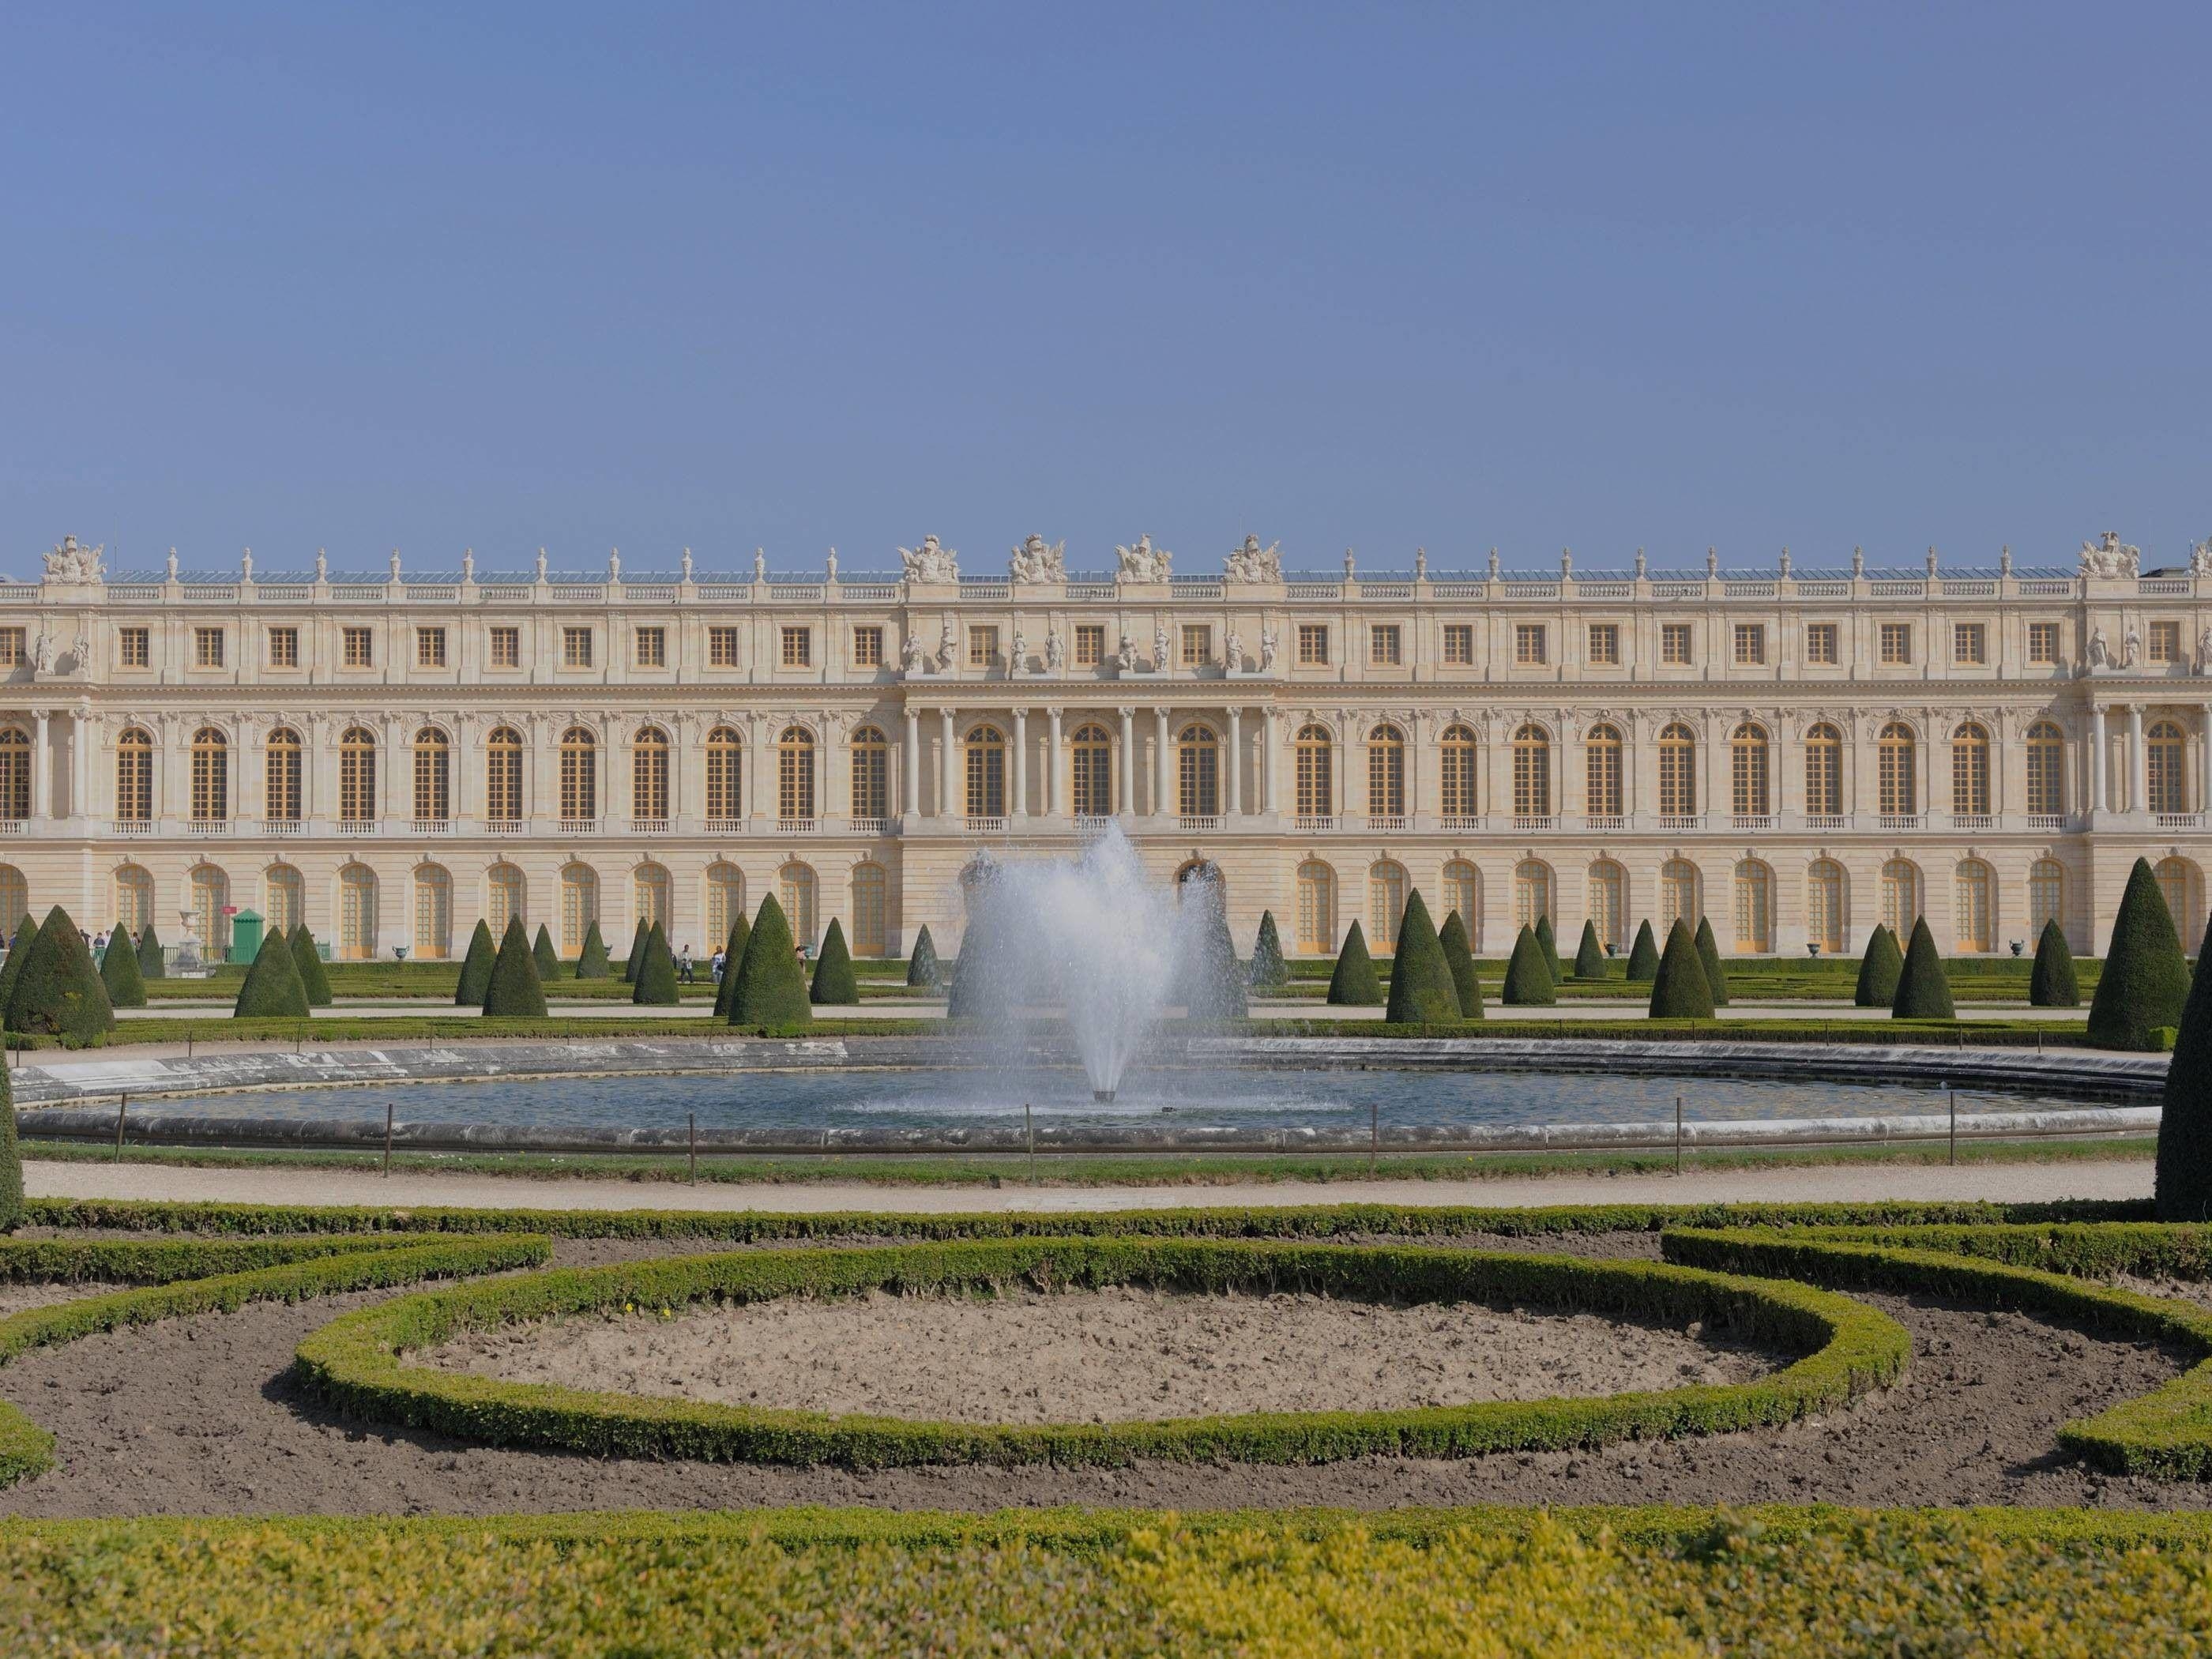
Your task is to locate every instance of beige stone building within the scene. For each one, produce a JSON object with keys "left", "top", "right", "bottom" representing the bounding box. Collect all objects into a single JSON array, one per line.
[{"left": 3, "top": 528, "right": 2208, "bottom": 966}]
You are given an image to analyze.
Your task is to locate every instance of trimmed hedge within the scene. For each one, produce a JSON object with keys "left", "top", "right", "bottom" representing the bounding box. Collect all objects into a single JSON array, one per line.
[
  {"left": 4, "top": 905, "right": 113, "bottom": 1044},
  {"left": 574, "top": 919, "right": 611, "bottom": 979},
  {"left": 2159, "top": 937, "right": 2212, "bottom": 1220},
  {"left": 1248, "top": 911, "right": 1287, "bottom": 992},
  {"left": 622, "top": 918, "right": 650, "bottom": 984},
  {"left": 1572, "top": 920, "right": 1604, "bottom": 980},
  {"left": 289, "top": 924, "right": 333, "bottom": 1007},
  {"left": 137, "top": 920, "right": 165, "bottom": 980},
  {"left": 0, "top": 916, "right": 35, "bottom": 1016},
  {"left": 730, "top": 893, "right": 811, "bottom": 1027},
  {"left": 2030, "top": 916, "right": 2081, "bottom": 1007},
  {"left": 1500, "top": 925, "right": 1556, "bottom": 1006},
  {"left": 0, "top": 1063, "right": 17, "bottom": 1232},
  {"left": 1438, "top": 908, "right": 1481, "bottom": 1019},
  {"left": 631, "top": 921, "right": 679, "bottom": 1006},
  {"left": 1624, "top": 920, "right": 1659, "bottom": 984},
  {"left": 1177, "top": 870, "right": 1248, "bottom": 1019},
  {"left": 711, "top": 916, "right": 749, "bottom": 1018},
  {"left": 1853, "top": 924, "right": 1902, "bottom": 1006},
  {"left": 905, "top": 924, "right": 939, "bottom": 990},
  {"left": 810, "top": 917, "right": 858, "bottom": 1006},
  {"left": 293, "top": 1237, "right": 1905, "bottom": 1468},
  {"left": 99, "top": 919, "right": 148, "bottom": 1008},
  {"left": 2090, "top": 856, "right": 2191, "bottom": 1050},
  {"left": 1534, "top": 915, "right": 1563, "bottom": 985},
  {"left": 1890, "top": 917, "right": 1954, "bottom": 1021},
  {"left": 1325, "top": 920, "right": 1382, "bottom": 1006},
  {"left": 453, "top": 920, "right": 496, "bottom": 1006},
  {"left": 1692, "top": 916, "right": 1729, "bottom": 1008},
  {"left": 231, "top": 929, "right": 310, "bottom": 1019},
  {"left": 1647, "top": 919, "right": 1714, "bottom": 1019},
  {"left": 532, "top": 924, "right": 562, "bottom": 981},
  {"left": 480, "top": 917, "right": 548, "bottom": 1018},
  {"left": 1381, "top": 890, "right": 1456, "bottom": 1025}
]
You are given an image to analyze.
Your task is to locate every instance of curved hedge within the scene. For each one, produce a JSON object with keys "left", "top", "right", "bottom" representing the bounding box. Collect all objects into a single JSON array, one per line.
[{"left": 293, "top": 1237, "right": 1905, "bottom": 1469}]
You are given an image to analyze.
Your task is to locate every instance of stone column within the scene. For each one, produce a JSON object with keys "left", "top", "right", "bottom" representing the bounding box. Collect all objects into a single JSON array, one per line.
[
  {"left": 1226, "top": 708, "right": 1243, "bottom": 816},
  {"left": 1118, "top": 707, "right": 1134, "bottom": 816},
  {"left": 2201, "top": 706, "right": 2212, "bottom": 814},
  {"left": 1046, "top": 707, "right": 1063, "bottom": 816},
  {"left": 1262, "top": 708, "right": 1278, "bottom": 814},
  {"left": 2089, "top": 705, "right": 2107, "bottom": 816},
  {"left": 70, "top": 706, "right": 91, "bottom": 822},
  {"left": 1154, "top": 706, "right": 1170, "bottom": 818},
  {"left": 939, "top": 708, "right": 956, "bottom": 818},
  {"left": 1012, "top": 708, "right": 1029, "bottom": 817},
  {"left": 902, "top": 708, "right": 920, "bottom": 815},
  {"left": 2130, "top": 704, "right": 2147, "bottom": 816},
  {"left": 28, "top": 709, "right": 48, "bottom": 822},
  {"left": 383, "top": 716, "right": 405, "bottom": 822}
]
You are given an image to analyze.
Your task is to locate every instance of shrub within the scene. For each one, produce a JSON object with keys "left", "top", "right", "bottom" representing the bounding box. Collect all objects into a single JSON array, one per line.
[
  {"left": 232, "top": 929, "right": 310, "bottom": 1019},
  {"left": 2089, "top": 857, "right": 2191, "bottom": 1050},
  {"left": 905, "top": 924, "right": 939, "bottom": 990},
  {"left": 453, "top": 920, "right": 496, "bottom": 1006},
  {"left": 1501, "top": 925, "right": 1556, "bottom": 1006},
  {"left": 532, "top": 924, "right": 561, "bottom": 981},
  {"left": 1438, "top": 909, "right": 1482, "bottom": 1019},
  {"left": 810, "top": 918, "right": 857, "bottom": 1006},
  {"left": 1248, "top": 911, "right": 1288, "bottom": 991},
  {"left": 1383, "top": 890, "right": 1458, "bottom": 1025},
  {"left": 574, "top": 920, "right": 611, "bottom": 980},
  {"left": 1853, "top": 924, "right": 1902, "bottom": 1007},
  {"left": 480, "top": 918, "right": 548, "bottom": 1018},
  {"left": 3, "top": 908, "right": 113, "bottom": 1044},
  {"left": 0, "top": 916, "right": 35, "bottom": 1016},
  {"left": 1647, "top": 919, "right": 1715, "bottom": 1019},
  {"left": 630, "top": 922, "right": 679, "bottom": 1006},
  {"left": 1573, "top": 920, "right": 1605, "bottom": 980},
  {"left": 1890, "top": 917, "right": 1955, "bottom": 1020},
  {"left": 945, "top": 900, "right": 996, "bottom": 1021},
  {"left": 621, "top": 918, "right": 649, "bottom": 984},
  {"left": 1325, "top": 921, "right": 1383, "bottom": 1006},
  {"left": 1534, "top": 914, "right": 1563, "bottom": 984},
  {"left": 1176, "top": 870, "right": 1248, "bottom": 1019},
  {"left": 1623, "top": 920, "right": 1659, "bottom": 983},
  {"left": 730, "top": 894, "right": 811, "bottom": 1027},
  {"left": 288, "top": 924, "right": 333, "bottom": 1007},
  {"left": 711, "top": 916, "right": 750, "bottom": 1018},
  {"left": 2158, "top": 926, "right": 2212, "bottom": 1220},
  {"left": 1692, "top": 916, "right": 1729, "bottom": 1007},
  {"left": 136, "top": 922, "right": 165, "bottom": 980},
  {"left": 0, "top": 1059, "right": 18, "bottom": 1232},
  {"left": 2030, "top": 917, "right": 2081, "bottom": 1008},
  {"left": 99, "top": 920, "right": 147, "bottom": 1009}
]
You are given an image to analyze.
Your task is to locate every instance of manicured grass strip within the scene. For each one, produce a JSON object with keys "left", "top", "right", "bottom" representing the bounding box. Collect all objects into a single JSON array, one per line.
[
  {"left": 293, "top": 1237, "right": 1906, "bottom": 1468},
  {"left": 0, "top": 1233, "right": 551, "bottom": 1487}
]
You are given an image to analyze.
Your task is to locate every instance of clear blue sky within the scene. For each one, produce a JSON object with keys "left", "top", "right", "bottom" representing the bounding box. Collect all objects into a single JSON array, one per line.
[{"left": 4, "top": 3, "right": 2206, "bottom": 579}]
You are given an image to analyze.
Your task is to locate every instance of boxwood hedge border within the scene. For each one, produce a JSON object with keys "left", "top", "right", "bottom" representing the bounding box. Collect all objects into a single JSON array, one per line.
[{"left": 292, "top": 1236, "right": 1907, "bottom": 1469}]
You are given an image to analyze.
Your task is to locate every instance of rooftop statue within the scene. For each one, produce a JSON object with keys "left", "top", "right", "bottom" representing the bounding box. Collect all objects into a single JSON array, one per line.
[
  {"left": 900, "top": 534, "right": 960, "bottom": 584},
  {"left": 2193, "top": 536, "right": 2212, "bottom": 578},
  {"left": 2080, "top": 531, "right": 2140, "bottom": 579},
  {"left": 1008, "top": 533, "right": 1066, "bottom": 584},
  {"left": 1115, "top": 533, "right": 1172, "bottom": 583},
  {"left": 43, "top": 536, "right": 104, "bottom": 583},
  {"left": 1224, "top": 534, "right": 1281, "bottom": 582}
]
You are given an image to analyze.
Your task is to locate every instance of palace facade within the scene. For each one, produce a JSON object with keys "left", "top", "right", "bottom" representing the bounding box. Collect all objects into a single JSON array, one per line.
[{"left": 1, "top": 529, "right": 2207, "bottom": 967}]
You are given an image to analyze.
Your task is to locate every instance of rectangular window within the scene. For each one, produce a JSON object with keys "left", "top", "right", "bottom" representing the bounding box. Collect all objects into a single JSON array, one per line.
[
  {"left": 1805, "top": 623, "right": 1838, "bottom": 665},
  {"left": 119, "top": 627, "right": 151, "bottom": 668},
  {"left": 341, "top": 626, "right": 372, "bottom": 668},
  {"left": 1954, "top": 622, "right": 1988, "bottom": 665},
  {"left": 780, "top": 626, "right": 811, "bottom": 668},
  {"left": 2150, "top": 620, "right": 2183, "bottom": 664},
  {"left": 562, "top": 626, "right": 594, "bottom": 668},
  {"left": 1368, "top": 624, "right": 1402, "bottom": 666},
  {"left": 194, "top": 627, "right": 226, "bottom": 668},
  {"left": 633, "top": 626, "right": 665, "bottom": 668},
  {"left": 1514, "top": 623, "right": 1547, "bottom": 665},
  {"left": 1182, "top": 624, "right": 1212, "bottom": 666},
  {"left": 1879, "top": 623, "right": 1913, "bottom": 664},
  {"left": 1442, "top": 623, "right": 1473, "bottom": 664},
  {"left": 2028, "top": 622, "right": 2060, "bottom": 664},
  {"left": 267, "top": 627, "right": 299, "bottom": 668},
  {"left": 416, "top": 627, "right": 448, "bottom": 668},
  {"left": 0, "top": 630, "right": 23, "bottom": 667},
  {"left": 851, "top": 626, "right": 882, "bottom": 667},
  {"left": 708, "top": 626, "right": 739, "bottom": 668},
  {"left": 1586, "top": 623, "right": 1620, "bottom": 665},
  {"left": 966, "top": 626, "right": 998, "bottom": 668},
  {"left": 1074, "top": 624, "right": 1104, "bottom": 667},
  {"left": 1297, "top": 623, "right": 1330, "bottom": 666},
  {"left": 1661, "top": 623, "right": 1692, "bottom": 665},
  {"left": 1732, "top": 623, "right": 1766, "bottom": 665}
]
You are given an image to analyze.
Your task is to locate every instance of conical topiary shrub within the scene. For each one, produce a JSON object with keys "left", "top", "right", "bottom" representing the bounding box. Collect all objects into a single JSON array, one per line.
[
  {"left": 0, "top": 1056, "right": 19, "bottom": 1231},
  {"left": 1179, "top": 872, "right": 1249, "bottom": 1019},
  {"left": 2029, "top": 916, "right": 2080, "bottom": 1008},
  {"left": 712, "top": 916, "right": 750, "bottom": 1018},
  {"left": 100, "top": 920, "right": 148, "bottom": 1009},
  {"left": 622, "top": 918, "right": 649, "bottom": 984},
  {"left": 630, "top": 920, "right": 679, "bottom": 1006},
  {"left": 1573, "top": 920, "right": 1605, "bottom": 980},
  {"left": 2090, "top": 857, "right": 2192, "bottom": 1050},
  {"left": 1383, "top": 890, "right": 1459, "bottom": 1025},
  {"left": 1438, "top": 909, "right": 1482, "bottom": 1019},
  {"left": 480, "top": 916, "right": 548, "bottom": 1018},
  {"left": 532, "top": 924, "right": 561, "bottom": 980},
  {"left": 4, "top": 907, "right": 115, "bottom": 1044},
  {"left": 1248, "top": 911, "right": 1288, "bottom": 991},
  {"left": 1325, "top": 920, "right": 1383, "bottom": 1006},
  {"left": 289, "top": 924, "right": 333, "bottom": 1007},
  {"left": 1854, "top": 925, "right": 1903, "bottom": 1007},
  {"left": 455, "top": 920, "right": 497, "bottom": 1006},
  {"left": 136, "top": 922, "right": 165, "bottom": 980},
  {"left": 1693, "top": 916, "right": 1730, "bottom": 1006},
  {"left": 729, "top": 893, "right": 811, "bottom": 1027},
  {"left": 232, "top": 928, "right": 310, "bottom": 1018},
  {"left": 1624, "top": 920, "right": 1659, "bottom": 983},
  {"left": 1890, "top": 917, "right": 1955, "bottom": 1021},
  {"left": 1648, "top": 918, "right": 1716, "bottom": 1019},
  {"left": 946, "top": 899, "right": 997, "bottom": 1021},
  {"left": 810, "top": 916, "right": 858, "bottom": 1006},
  {"left": 0, "top": 916, "right": 38, "bottom": 1016},
  {"left": 1501, "top": 924, "right": 1556, "bottom": 1006},
  {"left": 2157, "top": 923, "right": 2212, "bottom": 1218},
  {"left": 574, "top": 919, "right": 611, "bottom": 979},
  {"left": 905, "top": 924, "right": 939, "bottom": 990},
  {"left": 1534, "top": 915, "right": 1563, "bottom": 985}
]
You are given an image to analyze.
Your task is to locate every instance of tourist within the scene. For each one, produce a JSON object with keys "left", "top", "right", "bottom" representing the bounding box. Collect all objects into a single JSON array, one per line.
[
  {"left": 678, "top": 945, "right": 694, "bottom": 984},
  {"left": 710, "top": 948, "right": 725, "bottom": 984}
]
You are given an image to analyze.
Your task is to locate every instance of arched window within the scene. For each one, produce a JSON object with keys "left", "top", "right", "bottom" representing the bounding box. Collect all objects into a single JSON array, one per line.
[
  {"left": 1733, "top": 860, "right": 1773, "bottom": 953},
  {"left": 0, "top": 729, "right": 30, "bottom": 822},
  {"left": 1807, "top": 860, "right": 1845, "bottom": 954},
  {"left": 1294, "top": 724, "right": 1333, "bottom": 819},
  {"left": 0, "top": 866, "right": 25, "bottom": 936},
  {"left": 1730, "top": 724, "right": 1770, "bottom": 819},
  {"left": 1365, "top": 724, "right": 1404, "bottom": 821},
  {"left": 1804, "top": 723, "right": 1843, "bottom": 818},
  {"left": 2150, "top": 720, "right": 2188, "bottom": 815},
  {"left": 1442, "top": 860, "right": 1480, "bottom": 946},
  {"left": 413, "top": 864, "right": 452, "bottom": 959},
  {"left": 1660, "top": 858, "right": 1700, "bottom": 929},
  {"left": 1511, "top": 724, "right": 1552, "bottom": 819},
  {"left": 1951, "top": 723, "right": 1991, "bottom": 817},
  {"left": 265, "top": 728, "right": 302, "bottom": 822},
  {"left": 1658, "top": 724, "right": 1697, "bottom": 818},
  {"left": 412, "top": 727, "right": 450, "bottom": 823},
  {"left": 851, "top": 863, "right": 888, "bottom": 957},
  {"left": 485, "top": 727, "right": 524, "bottom": 823},
  {"left": 487, "top": 863, "right": 525, "bottom": 936},
  {"left": 1367, "top": 860, "right": 1408, "bottom": 950},
  {"left": 338, "top": 864, "right": 377, "bottom": 960},
  {"left": 632, "top": 726, "right": 670, "bottom": 822},
  {"left": 850, "top": 726, "right": 888, "bottom": 821},
  {"left": 1179, "top": 724, "right": 1220, "bottom": 818},
  {"left": 1880, "top": 858, "right": 1922, "bottom": 937},
  {"left": 190, "top": 728, "right": 228, "bottom": 822},
  {"left": 1587, "top": 860, "right": 1625, "bottom": 950},
  {"left": 1295, "top": 860, "right": 1336, "bottom": 954},
  {"left": 1584, "top": 724, "right": 1623, "bottom": 819},
  {"left": 340, "top": 727, "right": 378, "bottom": 824},
  {"left": 2026, "top": 721, "right": 2065, "bottom": 817},
  {"left": 264, "top": 864, "right": 303, "bottom": 938},
  {"left": 1878, "top": 723, "right": 1917, "bottom": 818},
  {"left": 2029, "top": 858, "right": 2065, "bottom": 939},
  {"left": 1070, "top": 724, "right": 1113, "bottom": 818},
  {"left": 705, "top": 862, "right": 744, "bottom": 945},
  {"left": 190, "top": 864, "right": 231, "bottom": 959},
  {"left": 1439, "top": 724, "right": 1479, "bottom": 819},
  {"left": 113, "top": 864, "right": 152, "bottom": 937},
  {"left": 782, "top": 726, "right": 823, "bottom": 822},
  {"left": 2156, "top": 857, "right": 2199, "bottom": 947},
  {"left": 705, "top": 726, "right": 743, "bottom": 823},
  {"left": 963, "top": 724, "right": 1003, "bottom": 820},
  {"left": 634, "top": 863, "right": 671, "bottom": 937},
  {"left": 1514, "top": 860, "right": 1552, "bottom": 930},
  {"left": 559, "top": 727, "right": 598, "bottom": 823},
  {"left": 559, "top": 865, "right": 599, "bottom": 956},
  {"left": 115, "top": 728, "right": 154, "bottom": 822},
  {"left": 779, "top": 861, "right": 818, "bottom": 949},
  {"left": 1954, "top": 859, "right": 1993, "bottom": 953}
]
